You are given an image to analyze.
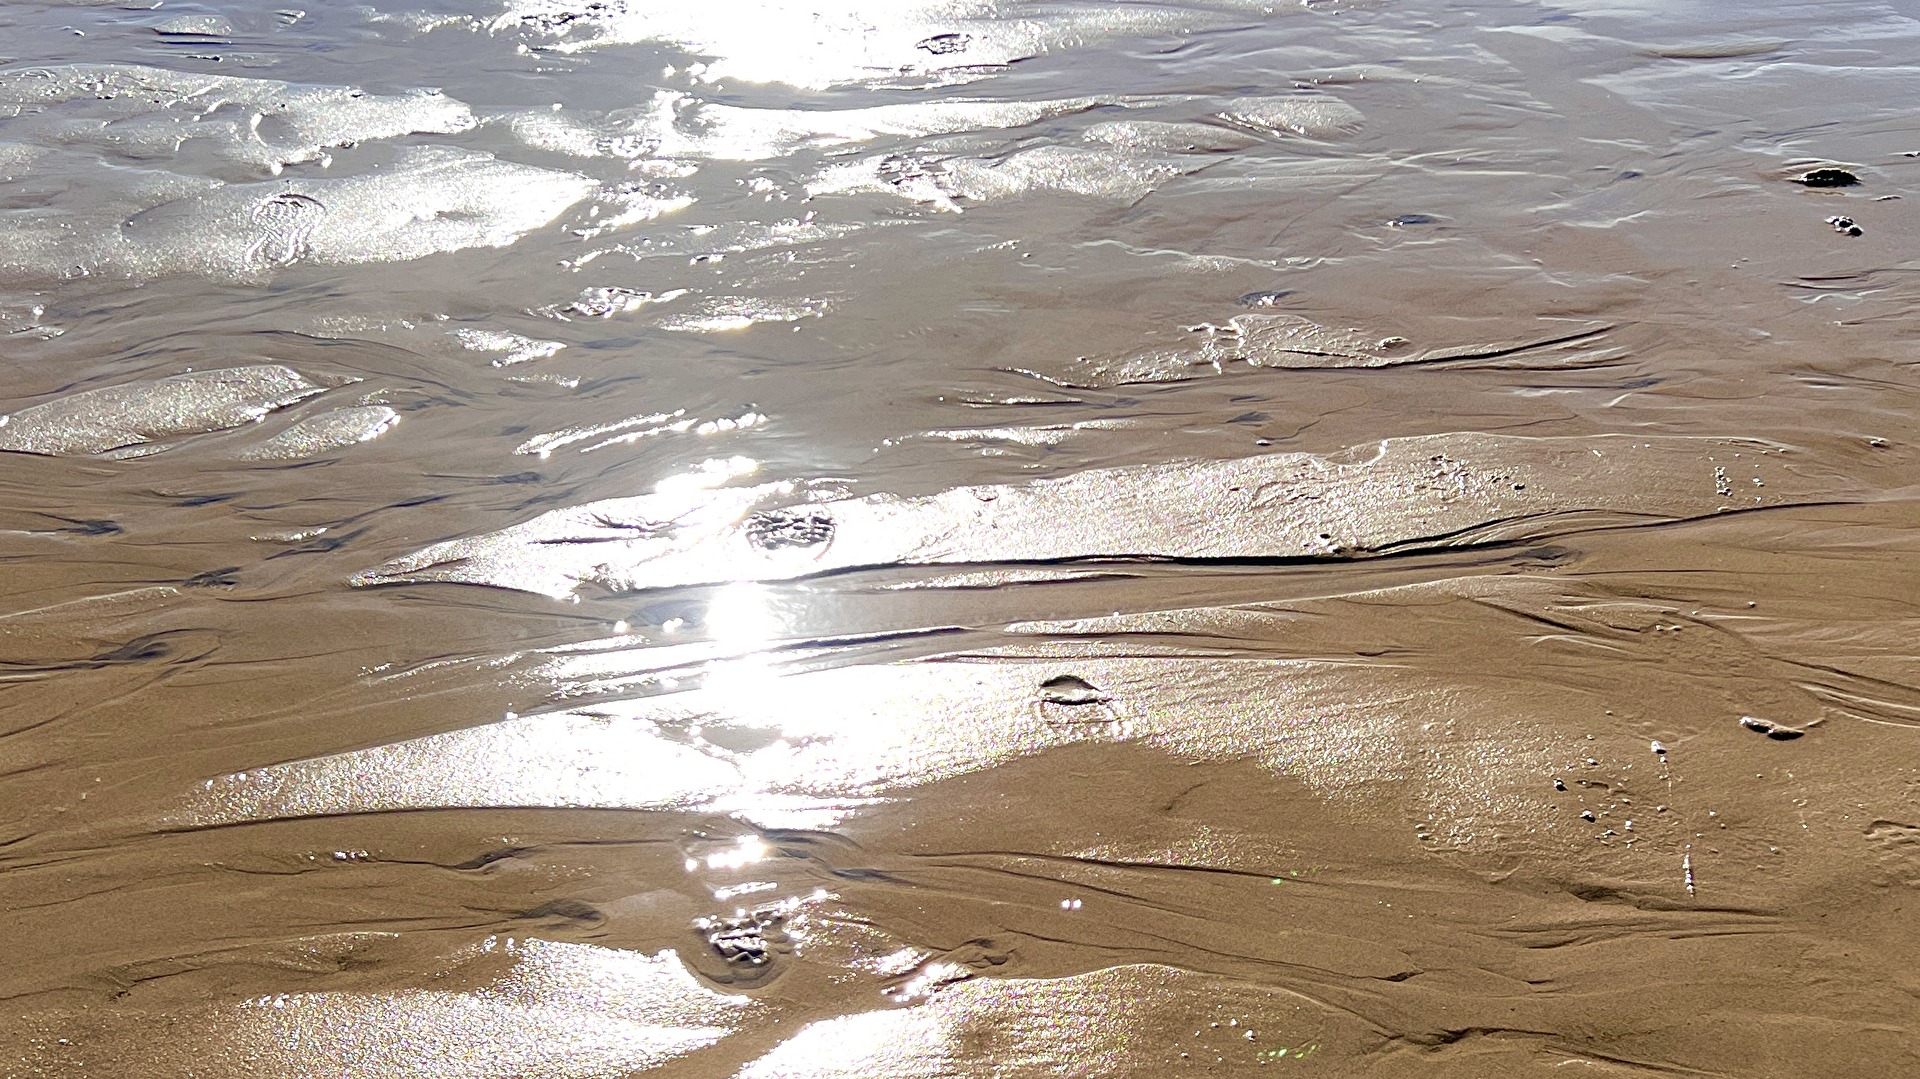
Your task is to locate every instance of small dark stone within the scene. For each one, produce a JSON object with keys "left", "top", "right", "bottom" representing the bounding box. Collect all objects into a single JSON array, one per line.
[
  {"left": 1739, "top": 716, "right": 1805, "bottom": 741},
  {"left": 1795, "top": 168, "right": 1861, "bottom": 188}
]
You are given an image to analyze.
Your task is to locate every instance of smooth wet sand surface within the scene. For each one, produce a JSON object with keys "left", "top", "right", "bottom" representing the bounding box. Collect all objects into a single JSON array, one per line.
[{"left": 3, "top": 0, "right": 1920, "bottom": 1075}]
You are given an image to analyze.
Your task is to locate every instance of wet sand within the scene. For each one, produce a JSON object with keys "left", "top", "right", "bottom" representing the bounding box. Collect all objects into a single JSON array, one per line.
[{"left": 3, "top": 0, "right": 1920, "bottom": 1075}]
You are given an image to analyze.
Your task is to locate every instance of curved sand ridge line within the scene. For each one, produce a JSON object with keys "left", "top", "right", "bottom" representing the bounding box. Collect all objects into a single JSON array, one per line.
[
  {"left": 1046, "top": 316, "right": 1623, "bottom": 387},
  {"left": 0, "top": 365, "right": 355, "bottom": 457},
  {"left": 175, "top": 555, "right": 1920, "bottom": 831},
  {"left": 504, "top": 91, "right": 1122, "bottom": 162},
  {"left": 0, "top": 62, "right": 476, "bottom": 175},
  {"left": 0, "top": 146, "right": 599, "bottom": 283},
  {"left": 171, "top": 654, "right": 1500, "bottom": 824},
  {"left": 0, "top": 62, "right": 595, "bottom": 283},
  {"left": 352, "top": 432, "right": 1846, "bottom": 599},
  {"left": 2, "top": 939, "right": 759, "bottom": 1078},
  {"left": 2, "top": 947, "right": 1352, "bottom": 1078}
]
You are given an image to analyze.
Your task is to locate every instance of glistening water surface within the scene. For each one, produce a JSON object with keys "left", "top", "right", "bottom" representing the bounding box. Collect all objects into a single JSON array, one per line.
[{"left": 2, "top": 0, "right": 1919, "bottom": 1074}]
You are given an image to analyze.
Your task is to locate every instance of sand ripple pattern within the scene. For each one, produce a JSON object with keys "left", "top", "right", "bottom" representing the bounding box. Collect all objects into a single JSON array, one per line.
[
  {"left": 0, "top": 365, "right": 349, "bottom": 456},
  {"left": 353, "top": 433, "right": 1836, "bottom": 597}
]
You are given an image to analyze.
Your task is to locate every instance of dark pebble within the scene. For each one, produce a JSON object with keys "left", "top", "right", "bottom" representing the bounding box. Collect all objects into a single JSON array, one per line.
[
  {"left": 1795, "top": 168, "right": 1861, "bottom": 188},
  {"left": 1739, "top": 715, "right": 1805, "bottom": 741}
]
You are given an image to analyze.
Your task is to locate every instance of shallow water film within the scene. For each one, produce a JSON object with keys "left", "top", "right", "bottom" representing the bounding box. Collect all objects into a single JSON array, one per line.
[{"left": 3, "top": 0, "right": 1920, "bottom": 1075}]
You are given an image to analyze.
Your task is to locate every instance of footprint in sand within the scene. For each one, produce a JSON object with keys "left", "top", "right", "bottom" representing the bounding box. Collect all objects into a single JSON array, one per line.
[
  {"left": 1866, "top": 820, "right": 1920, "bottom": 885},
  {"left": 245, "top": 191, "right": 326, "bottom": 267},
  {"left": 743, "top": 508, "right": 835, "bottom": 552}
]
